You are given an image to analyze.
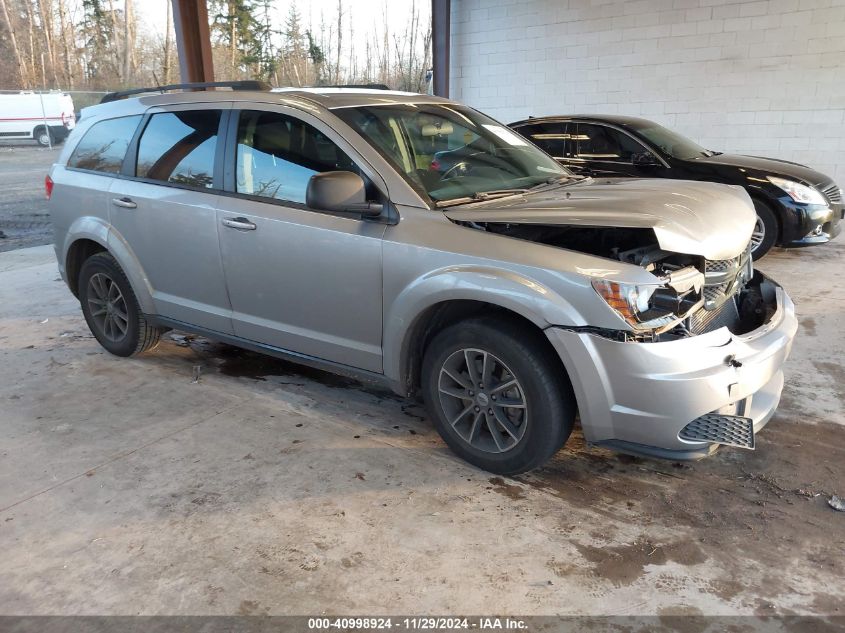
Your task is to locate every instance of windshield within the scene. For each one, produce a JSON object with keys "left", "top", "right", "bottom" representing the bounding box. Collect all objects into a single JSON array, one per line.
[
  {"left": 333, "top": 103, "right": 569, "bottom": 204},
  {"left": 634, "top": 123, "right": 710, "bottom": 160}
]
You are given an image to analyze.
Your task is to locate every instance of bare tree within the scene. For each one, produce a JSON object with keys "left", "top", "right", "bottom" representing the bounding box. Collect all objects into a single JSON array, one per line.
[
  {"left": 122, "top": 0, "right": 133, "bottom": 83},
  {"left": 36, "top": 0, "right": 59, "bottom": 86},
  {"left": 334, "top": 0, "right": 342, "bottom": 83},
  {"left": 163, "top": 0, "right": 173, "bottom": 84},
  {"left": 0, "top": 0, "right": 27, "bottom": 87},
  {"left": 57, "top": 0, "right": 74, "bottom": 87}
]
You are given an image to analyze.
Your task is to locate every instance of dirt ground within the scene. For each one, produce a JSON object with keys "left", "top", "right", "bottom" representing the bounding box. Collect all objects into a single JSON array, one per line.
[
  {"left": 0, "top": 158, "right": 843, "bottom": 618},
  {"left": 0, "top": 143, "right": 59, "bottom": 253}
]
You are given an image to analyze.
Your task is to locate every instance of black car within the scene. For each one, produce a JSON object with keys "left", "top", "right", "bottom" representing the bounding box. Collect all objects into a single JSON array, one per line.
[{"left": 509, "top": 115, "right": 842, "bottom": 259}]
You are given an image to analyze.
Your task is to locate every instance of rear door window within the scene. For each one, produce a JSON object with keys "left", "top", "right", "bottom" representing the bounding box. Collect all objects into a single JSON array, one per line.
[
  {"left": 235, "top": 110, "right": 360, "bottom": 204},
  {"left": 67, "top": 115, "right": 142, "bottom": 173},
  {"left": 136, "top": 110, "right": 222, "bottom": 188},
  {"left": 516, "top": 122, "right": 569, "bottom": 159},
  {"left": 574, "top": 123, "right": 644, "bottom": 162}
]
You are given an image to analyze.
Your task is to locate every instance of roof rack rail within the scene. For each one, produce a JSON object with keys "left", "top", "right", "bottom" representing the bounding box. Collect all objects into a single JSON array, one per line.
[
  {"left": 319, "top": 83, "right": 391, "bottom": 90},
  {"left": 100, "top": 80, "right": 271, "bottom": 104}
]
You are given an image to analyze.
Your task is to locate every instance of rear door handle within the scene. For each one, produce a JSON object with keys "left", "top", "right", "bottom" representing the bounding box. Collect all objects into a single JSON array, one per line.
[
  {"left": 111, "top": 197, "right": 136, "bottom": 209},
  {"left": 221, "top": 217, "right": 257, "bottom": 231}
]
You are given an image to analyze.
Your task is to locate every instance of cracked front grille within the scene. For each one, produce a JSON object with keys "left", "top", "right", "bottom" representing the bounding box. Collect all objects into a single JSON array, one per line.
[
  {"left": 679, "top": 413, "right": 755, "bottom": 449},
  {"left": 702, "top": 253, "right": 745, "bottom": 310}
]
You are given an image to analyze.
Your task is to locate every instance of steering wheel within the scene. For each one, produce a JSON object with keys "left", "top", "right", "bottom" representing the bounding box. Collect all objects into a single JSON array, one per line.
[{"left": 441, "top": 161, "right": 472, "bottom": 181}]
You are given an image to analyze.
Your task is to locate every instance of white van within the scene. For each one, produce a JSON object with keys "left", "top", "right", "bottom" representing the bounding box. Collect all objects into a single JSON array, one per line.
[{"left": 0, "top": 91, "right": 75, "bottom": 146}]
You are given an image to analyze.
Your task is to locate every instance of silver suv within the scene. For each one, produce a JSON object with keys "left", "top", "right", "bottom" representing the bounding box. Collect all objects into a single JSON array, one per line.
[{"left": 47, "top": 83, "right": 797, "bottom": 474}]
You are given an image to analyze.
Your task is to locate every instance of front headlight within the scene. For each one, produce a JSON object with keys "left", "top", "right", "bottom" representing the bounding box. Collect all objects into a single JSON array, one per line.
[
  {"left": 592, "top": 266, "right": 704, "bottom": 332},
  {"left": 592, "top": 279, "right": 685, "bottom": 331},
  {"left": 767, "top": 176, "right": 827, "bottom": 205}
]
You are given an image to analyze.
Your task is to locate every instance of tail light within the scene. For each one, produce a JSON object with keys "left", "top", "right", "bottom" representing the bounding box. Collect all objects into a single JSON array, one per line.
[{"left": 45, "top": 174, "right": 54, "bottom": 200}]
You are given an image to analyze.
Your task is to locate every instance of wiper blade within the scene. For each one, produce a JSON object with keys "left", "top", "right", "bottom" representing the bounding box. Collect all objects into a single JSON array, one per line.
[
  {"left": 472, "top": 188, "right": 529, "bottom": 200},
  {"left": 434, "top": 177, "right": 590, "bottom": 208},
  {"left": 527, "top": 174, "right": 589, "bottom": 191},
  {"left": 434, "top": 188, "right": 528, "bottom": 208}
]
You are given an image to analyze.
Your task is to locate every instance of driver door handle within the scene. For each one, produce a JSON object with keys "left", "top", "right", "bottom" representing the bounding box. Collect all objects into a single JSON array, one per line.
[
  {"left": 221, "top": 217, "right": 257, "bottom": 231},
  {"left": 111, "top": 197, "right": 137, "bottom": 209}
]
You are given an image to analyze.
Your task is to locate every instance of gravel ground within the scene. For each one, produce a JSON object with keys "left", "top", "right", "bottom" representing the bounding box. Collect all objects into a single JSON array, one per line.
[{"left": 0, "top": 143, "right": 60, "bottom": 253}]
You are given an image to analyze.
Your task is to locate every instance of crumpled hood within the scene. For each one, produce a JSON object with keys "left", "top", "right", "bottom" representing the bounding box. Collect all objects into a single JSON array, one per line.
[{"left": 444, "top": 178, "right": 755, "bottom": 260}]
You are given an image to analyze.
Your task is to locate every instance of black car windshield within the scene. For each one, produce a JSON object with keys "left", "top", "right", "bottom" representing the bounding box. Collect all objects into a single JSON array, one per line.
[
  {"left": 633, "top": 122, "right": 710, "bottom": 160},
  {"left": 333, "top": 103, "right": 569, "bottom": 204}
]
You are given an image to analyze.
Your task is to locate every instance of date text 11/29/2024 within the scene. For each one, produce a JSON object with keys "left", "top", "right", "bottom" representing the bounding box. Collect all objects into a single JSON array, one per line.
[{"left": 308, "top": 617, "right": 528, "bottom": 630}]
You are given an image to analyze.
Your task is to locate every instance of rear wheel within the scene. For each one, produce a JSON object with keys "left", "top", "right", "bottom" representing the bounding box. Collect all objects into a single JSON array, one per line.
[
  {"left": 78, "top": 252, "right": 162, "bottom": 356},
  {"left": 34, "top": 126, "right": 53, "bottom": 147},
  {"left": 750, "top": 199, "right": 778, "bottom": 260},
  {"left": 422, "top": 317, "right": 575, "bottom": 475}
]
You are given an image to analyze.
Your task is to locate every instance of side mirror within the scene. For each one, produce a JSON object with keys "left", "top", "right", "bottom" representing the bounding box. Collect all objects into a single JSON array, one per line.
[
  {"left": 306, "top": 171, "right": 383, "bottom": 217},
  {"left": 632, "top": 151, "right": 660, "bottom": 167}
]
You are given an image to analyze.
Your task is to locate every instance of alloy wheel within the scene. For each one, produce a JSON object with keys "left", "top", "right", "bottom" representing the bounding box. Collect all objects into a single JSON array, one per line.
[
  {"left": 87, "top": 272, "right": 129, "bottom": 342},
  {"left": 750, "top": 216, "right": 765, "bottom": 252},
  {"left": 437, "top": 348, "right": 528, "bottom": 454}
]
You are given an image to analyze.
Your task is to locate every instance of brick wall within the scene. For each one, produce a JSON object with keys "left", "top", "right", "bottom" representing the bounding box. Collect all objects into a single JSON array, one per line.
[{"left": 450, "top": 0, "right": 845, "bottom": 184}]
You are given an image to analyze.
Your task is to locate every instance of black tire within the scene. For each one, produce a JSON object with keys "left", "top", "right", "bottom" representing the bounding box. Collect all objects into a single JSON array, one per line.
[
  {"left": 34, "top": 126, "right": 53, "bottom": 147},
  {"left": 78, "top": 252, "right": 162, "bottom": 356},
  {"left": 750, "top": 199, "right": 778, "bottom": 260},
  {"left": 422, "top": 316, "right": 575, "bottom": 475}
]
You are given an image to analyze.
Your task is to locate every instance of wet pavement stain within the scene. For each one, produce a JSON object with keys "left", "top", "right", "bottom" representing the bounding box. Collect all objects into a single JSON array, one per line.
[
  {"left": 574, "top": 537, "right": 707, "bottom": 586},
  {"left": 811, "top": 360, "right": 845, "bottom": 404},
  {"left": 488, "top": 476, "right": 527, "bottom": 500},
  {"left": 800, "top": 317, "right": 817, "bottom": 337},
  {"left": 177, "top": 335, "right": 393, "bottom": 394}
]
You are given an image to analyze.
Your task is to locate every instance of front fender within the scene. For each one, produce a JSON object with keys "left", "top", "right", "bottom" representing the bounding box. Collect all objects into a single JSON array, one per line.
[
  {"left": 62, "top": 216, "right": 156, "bottom": 314},
  {"left": 383, "top": 265, "right": 584, "bottom": 386}
]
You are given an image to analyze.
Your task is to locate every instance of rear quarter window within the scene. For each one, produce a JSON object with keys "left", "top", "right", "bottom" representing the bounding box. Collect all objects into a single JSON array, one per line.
[{"left": 67, "top": 115, "right": 142, "bottom": 173}]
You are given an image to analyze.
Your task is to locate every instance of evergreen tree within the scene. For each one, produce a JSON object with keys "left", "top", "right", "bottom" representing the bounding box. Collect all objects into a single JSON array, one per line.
[
  {"left": 81, "top": 0, "right": 113, "bottom": 85},
  {"left": 209, "top": 0, "right": 261, "bottom": 77}
]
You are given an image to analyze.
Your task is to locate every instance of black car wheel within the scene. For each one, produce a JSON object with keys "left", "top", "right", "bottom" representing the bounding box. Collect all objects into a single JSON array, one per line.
[
  {"left": 79, "top": 252, "right": 162, "bottom": 356},
  {"left": 750, "top": 199, "right": 778, "bottom": 260},
  {"left": 422, "top": 316, "right": 575, "bottom": 475}
]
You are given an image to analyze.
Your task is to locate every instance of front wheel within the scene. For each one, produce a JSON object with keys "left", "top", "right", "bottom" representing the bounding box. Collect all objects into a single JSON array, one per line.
[
  {"left": 78, "top": 252, "right": 162, "bottom": 356},
  {"left": 422, "top": 317, "right": 575, "bottom": 475},
  {"left": 750, "top": 199, "right": 778, "bottom": 260}
]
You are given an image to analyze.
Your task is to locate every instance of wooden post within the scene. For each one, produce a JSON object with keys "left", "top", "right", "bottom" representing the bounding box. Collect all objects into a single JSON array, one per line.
[{"left": 172, "top": 0, "right": 215, "bottom": 83}]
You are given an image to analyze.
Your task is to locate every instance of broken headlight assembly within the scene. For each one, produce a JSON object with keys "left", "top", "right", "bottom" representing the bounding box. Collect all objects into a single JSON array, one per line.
[{"left": 592, "top": 266, "right": 704, "bottom": 333}]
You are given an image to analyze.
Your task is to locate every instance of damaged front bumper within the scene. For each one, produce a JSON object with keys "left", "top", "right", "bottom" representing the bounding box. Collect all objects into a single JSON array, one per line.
[{"left": 546, "top": 272, "right": 798, "bottom": 460}]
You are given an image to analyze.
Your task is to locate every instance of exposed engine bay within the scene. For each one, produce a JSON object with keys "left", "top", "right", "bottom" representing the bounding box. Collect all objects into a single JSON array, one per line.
[{"left": 460, "top": 222, "right": 764, "bottom": 342}]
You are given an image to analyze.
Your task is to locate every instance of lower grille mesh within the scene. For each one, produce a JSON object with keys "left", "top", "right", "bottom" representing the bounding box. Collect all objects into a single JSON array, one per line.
[{"left": 679, "top": 414, "right": 755, "bottom": 449}]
